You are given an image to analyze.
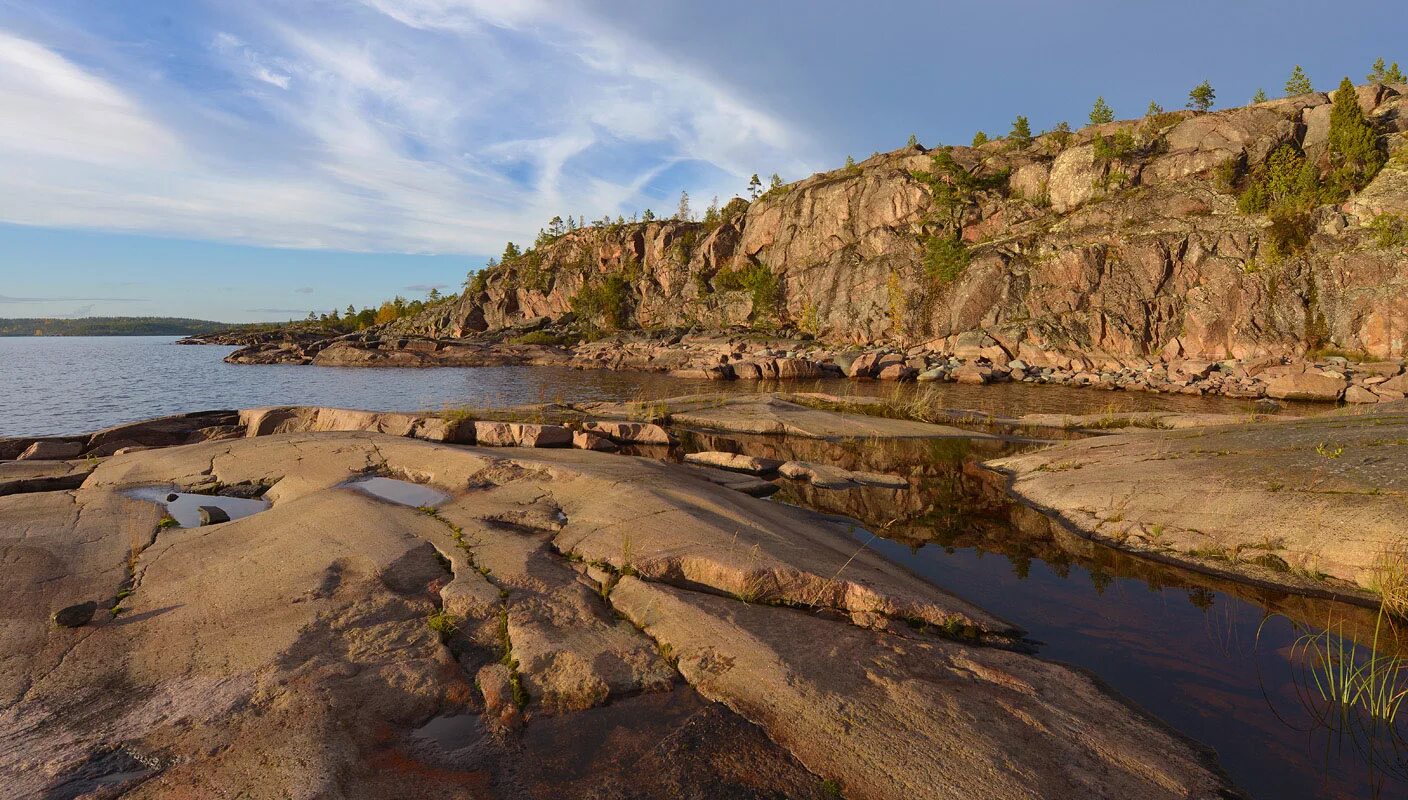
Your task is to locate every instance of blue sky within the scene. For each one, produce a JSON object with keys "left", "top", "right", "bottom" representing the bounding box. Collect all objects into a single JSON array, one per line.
[{"left": 0, "top": 0, "right": 1404, "bottom": 322}]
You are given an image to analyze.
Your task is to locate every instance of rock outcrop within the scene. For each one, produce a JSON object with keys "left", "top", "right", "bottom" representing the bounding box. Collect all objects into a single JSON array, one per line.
[
  {"left": 0, "top": 431, "right": 1239, "bottom": 798},
  {"left": 371, "top": 84, "right": 1408, "bottom": 368},
  {"left": 988, "top": 400, "right": 1408, "bottom": 600}
]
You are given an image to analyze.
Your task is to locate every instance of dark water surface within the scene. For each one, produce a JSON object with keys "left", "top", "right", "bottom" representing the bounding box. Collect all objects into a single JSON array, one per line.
[
  {"left": 2, "top": 336, "right": 1308, "bottom": 437},
  {"left": 671, "top": 430, "right": 1408, "bottom": 800}
]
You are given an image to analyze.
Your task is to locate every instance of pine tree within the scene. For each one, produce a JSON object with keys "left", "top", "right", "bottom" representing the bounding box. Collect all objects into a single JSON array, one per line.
[
  {"left": 1009, "top": 115, "right": 1032, "bottom": 145},
  {"left": 1285, "top": 65, "right": 1313, "bottom": 97},
  {"left": 546, "top": 215, "right": 565, "bottom": 236},
  {"left": 768, "top": 173, "right": 783, "bottom": 190},
  {"left": 428, "top": 287, "right": 440, "bottom": 301},
  {"left": 971, "top": 130, "right": 989, "bottom": 147},
  {"left": 747, "top": 173, "right": 762, "bottom": 200},
  {"left": 1089, "top": 96, "right": 1115, "bottom": 125},
  {"left": 704, "top": 196, "right": 720, "bottom": 225},
  {"left": 1327, "top": 76, "right": 1385, "bottom": 194},
  {"left": 501, "top": 242, "right": 520, "bottom": 263},
  {"left": 844, "top": 154, "right": 857, "bottom": 170},
  {"left": 1186, "top": 81, "right": 1215, "bottom": 112},
  {"left": 1251, "top": 88, "right": 1268, "bottom": 104},
  {"left": 345, "top": 304, "right": 356, "bottom": 318},
  {"left": 1145, "top": 100, "right": 1164, "bottom": 117},
  {"left": 1368, "top": 57, "right": 1407, "bottom": 84},
  {"left": 676, "top": 190, "right": 692, "bottom": 221},
  {"left": 642, "top": 208, "right": 655, "bottom": 221},
  {"left": 906, "top": 133, "right": 919, "bottom": 147}
]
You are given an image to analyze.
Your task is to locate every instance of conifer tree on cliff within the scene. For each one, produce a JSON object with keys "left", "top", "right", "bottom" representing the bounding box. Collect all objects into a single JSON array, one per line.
[
  {"left": 1186, "top": 81, "right": 1215, "bottom": 112},
  {"left": 1088, "top": 96, "right": 1114, "bottom": 125},
  {"left": 1327, "top": 77, "right": 1384, "bottom": 195},
  {"left": 1285, "top": 65, "right": 1313, "bottom": 96},
  {"left": 1368, "top": 57, "right": 1406, "bottom": 84},
  {"left": 1009, "top": 115, "right": 1032, "bottom": 146}
]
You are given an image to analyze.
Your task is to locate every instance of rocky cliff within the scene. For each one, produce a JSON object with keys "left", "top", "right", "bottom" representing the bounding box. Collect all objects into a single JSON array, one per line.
[{"left": 393, "top": 83, "right": 1408, "bottom": 366}]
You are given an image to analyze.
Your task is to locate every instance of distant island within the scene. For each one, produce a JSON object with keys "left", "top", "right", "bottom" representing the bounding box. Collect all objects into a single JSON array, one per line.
[{"left": 0, "top": 317, "right": 252, "bottom": 337}]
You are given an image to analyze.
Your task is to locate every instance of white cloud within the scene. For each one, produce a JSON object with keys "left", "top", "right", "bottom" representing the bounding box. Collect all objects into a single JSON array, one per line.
[{"left": 0, "top": 4, "right": 814, "bottom": 256}]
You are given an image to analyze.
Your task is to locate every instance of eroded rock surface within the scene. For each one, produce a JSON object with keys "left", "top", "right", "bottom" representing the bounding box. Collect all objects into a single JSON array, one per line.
[
  {"left": 1, "top": 430, "right": 1240, "bottom": 797},
  {"left": 989, "top": 401, "right": 1408, "bottom": 598}
]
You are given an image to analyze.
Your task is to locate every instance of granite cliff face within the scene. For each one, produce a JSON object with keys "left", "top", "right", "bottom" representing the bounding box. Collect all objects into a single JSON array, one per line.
[{"left": 396, "top": 83, "right": 1408, "bottom": 365}]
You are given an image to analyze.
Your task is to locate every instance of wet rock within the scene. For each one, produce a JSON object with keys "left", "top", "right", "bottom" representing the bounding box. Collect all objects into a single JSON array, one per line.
[
  {"left": 197, "top": 506, "right": 231, "bottom": 526},
  {"left": 677, "top": 464, "right": 779, "bottom": 497},
  {"left": 53, "top": 601, "right": 97, "bottom": 628},
  {"left": 683, "top": 451, "right": 782, "bottom": 475},
  {"left": 473, "top": 421, "right": 572, "bottom": 448}
]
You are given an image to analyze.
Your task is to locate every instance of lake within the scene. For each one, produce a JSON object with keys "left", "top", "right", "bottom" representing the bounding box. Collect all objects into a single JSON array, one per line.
[{"left": 1, "top": 336, "right": 1298, "bottom": 437}]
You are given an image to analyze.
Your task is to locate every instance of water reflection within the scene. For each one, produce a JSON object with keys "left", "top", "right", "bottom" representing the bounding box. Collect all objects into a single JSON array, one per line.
[{"left": 671, "top": 427, "right": 1406, "bottom": 800}]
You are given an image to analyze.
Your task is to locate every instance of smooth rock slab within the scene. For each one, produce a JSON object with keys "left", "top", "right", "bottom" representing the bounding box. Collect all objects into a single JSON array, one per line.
[
  {"left": 683, "top": 451, "right": 782, "bottom": 475},
  {"left": 1266, "top": 371, "right": 1347, "bottom": 401},
  {"left": 572, "top": 430, "right": 619, "bottom": 452},
  {"left": 611, "top": 577, "right": 1236, "bottom": 800}
]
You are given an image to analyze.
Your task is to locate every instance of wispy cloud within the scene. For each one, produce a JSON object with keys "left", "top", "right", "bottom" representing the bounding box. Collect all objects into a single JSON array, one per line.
[
  {"left": 0, "top": 2, "right": 815, "bottom": 256},
  {"left": 404, "top": 283, "right": 447, "bottom": 292},
  {"left": 0, "top": 293, "right": 146, "bottom": 303},
  {"left": 294, "top": 286, "right": 315, "bottom": 294}
]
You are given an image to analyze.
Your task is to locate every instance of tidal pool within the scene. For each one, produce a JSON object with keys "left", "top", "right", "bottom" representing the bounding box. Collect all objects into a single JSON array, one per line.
[
  {"left": 345, "top": 476, "right": 450, "bottom": 508},
  {"left": 125, "top": 487, "right": 271, "bottom": 528}
]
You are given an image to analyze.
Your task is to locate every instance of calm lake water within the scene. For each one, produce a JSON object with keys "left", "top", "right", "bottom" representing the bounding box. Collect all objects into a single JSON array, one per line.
[{"left": 2, "top": 336, "right": 1300, "bottom": 437}]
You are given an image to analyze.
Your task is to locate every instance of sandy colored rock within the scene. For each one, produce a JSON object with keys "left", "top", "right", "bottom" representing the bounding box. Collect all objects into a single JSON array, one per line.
[
  {"left": 582, "top": 420, "right": 674, "bottom": 444},
  {"left": 17, "top": 440, "right": 83, "bottom": 460},
  {"left": 989, "top": 403, "right": 1408, "bottom": 595},
  {"left": 611, "top": 577, "right": 1237, "bottom": 800},
  {"left": 571, "top": 430, "right": 618, "bottom": 451},
  {"left": 473, "top": 421, "right": 572, "bottom": 448},
  {"left": 1265, "top": 371, "right": 1347, "bottom": 401},
  {"left": 683, "top": 451, "right": 782, "bottom": 474},
  {"left": 653, "top": 394, "right": 1000, "bottom": 440},
  {"left": 0, "top": 458, "right": 98, "bottom": 496}
]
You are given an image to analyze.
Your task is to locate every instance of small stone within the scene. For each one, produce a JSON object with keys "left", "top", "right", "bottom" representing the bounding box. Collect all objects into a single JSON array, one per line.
[
  {"left": 54, "top": 601, "right": 97, "bottom": 628},
  {"left": 198, "top": 506, "right": 231, "bottom": 526},
  {"left": 166, "top": 493, "right": 180, "bottom": 502}
]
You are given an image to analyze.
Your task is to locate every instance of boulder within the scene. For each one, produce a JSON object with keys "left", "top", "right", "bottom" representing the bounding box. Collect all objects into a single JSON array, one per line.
[
  {"left": 572, "top": 430, "right": 619, "bottom": 452},
  {"left": 951, "top": 364, "right": 992, "bottom": 385},
  {"left": 198, "top": 506, "right": 232, "bottom": 526},
  {"left": 683, "top": 451, "right": 782, "bottom": 475},
  {"left": 582, "top": 420, "right": 675, "bottom": 445},
  {"left": 473, "top": 421, "right": 573, "bottom": 448},
  {"left": 1265, "top": 372, "right": 1348, "bottom": 401},
  {"left": 18, "top": 441, "right": 83, "bottom": 461},
  {"left": 1344, "top": 385, "right": 1382, "bottom": 404},
  {"left": 875, "top": 363, "right": 917, "bottom": 381}
]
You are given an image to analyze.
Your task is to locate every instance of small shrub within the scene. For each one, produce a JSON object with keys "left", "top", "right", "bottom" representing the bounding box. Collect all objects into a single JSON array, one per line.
[
  {"left": 510, "top": 330, "right": 576, "bottom": 346},
  {"left": 570, "top": 275, "right": 632, "bottom": 332},
  {"left": 924, "top": 236, "right": 970, "bottom": 283},
  {"left": 713, "top": 262, "right": 782, "bottom": 322},
  {"left": 426, "top": 609, "right": 460, "bottom": 641},
  {"left": 1368, "top": 214, "right": 1408, "bottom": 248},
  {"left": 1092, "top": 129, "right": 1136, "bottom": 162},
  {"left": 971, "top": 130, "right": 989, "bottom": 147}
]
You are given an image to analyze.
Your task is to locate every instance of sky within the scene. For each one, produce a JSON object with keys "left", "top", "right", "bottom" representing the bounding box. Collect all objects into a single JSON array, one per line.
[{"left": 0, "top": 0, "right": 1404, "bottom": 322}]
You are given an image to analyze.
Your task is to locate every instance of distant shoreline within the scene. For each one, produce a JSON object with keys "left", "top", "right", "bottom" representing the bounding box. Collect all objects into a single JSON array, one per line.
[{"left": 0, "top": 317, "right": 266, "bottom": 337}]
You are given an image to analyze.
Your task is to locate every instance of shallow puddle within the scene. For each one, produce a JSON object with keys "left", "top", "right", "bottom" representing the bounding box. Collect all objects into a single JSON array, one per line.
[
  {"left": 126, "top": 487, "right": 271, "bottom": 528},
  {"left": 345, "top": 476, "right": 449, "bottom": 508},
  {"left": 413, "top": 713, "right": 479, "bottom": 751}
]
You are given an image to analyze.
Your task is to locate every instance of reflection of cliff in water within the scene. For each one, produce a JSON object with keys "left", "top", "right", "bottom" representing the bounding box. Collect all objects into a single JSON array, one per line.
[{"left": 674, "top": 428, "right": 1396, "bottom": 656}]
